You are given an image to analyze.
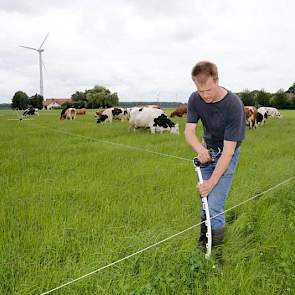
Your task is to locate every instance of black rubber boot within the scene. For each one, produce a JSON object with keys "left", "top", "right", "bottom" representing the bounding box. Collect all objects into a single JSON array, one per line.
[
  {"left": 198, "top": 214, "right": 207, "bottom": 251},
  {"left": 212, "top": 227, "right": 225, "bottom": 268}
]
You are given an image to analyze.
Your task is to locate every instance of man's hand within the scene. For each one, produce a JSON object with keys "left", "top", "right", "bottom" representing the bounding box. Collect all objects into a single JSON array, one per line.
[
  {"left": 197, "top": 179, "right": 216, "bottom": 197},
  {"left": 185, "top": 123, "right": 211, "bottom": 163},
  {"left": 197, "top": 145, "right": 211, "bottom": 163}
]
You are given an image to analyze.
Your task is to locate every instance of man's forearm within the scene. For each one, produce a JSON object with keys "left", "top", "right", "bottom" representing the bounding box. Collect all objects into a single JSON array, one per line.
[
  {"left": 210, "top": 153, "right": 233, "bottom": 185},
  {"left": 185, "top": 130, "right": 203, "bottom": 153}
]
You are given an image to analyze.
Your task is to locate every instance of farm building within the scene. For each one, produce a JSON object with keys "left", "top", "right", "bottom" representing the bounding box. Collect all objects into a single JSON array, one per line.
[{"left": 43, "top": 98, "right": 72, "bottom": 110}]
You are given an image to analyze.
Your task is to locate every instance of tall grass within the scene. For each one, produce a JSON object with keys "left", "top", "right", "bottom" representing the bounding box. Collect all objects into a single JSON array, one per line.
[{"left": 0, "top": 109, "right": 294, "bottom": 294}]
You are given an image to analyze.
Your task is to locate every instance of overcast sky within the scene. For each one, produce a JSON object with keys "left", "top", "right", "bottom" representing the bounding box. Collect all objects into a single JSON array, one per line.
[{"left": 0, "top": 0, "right": 294, "bottom": 103}]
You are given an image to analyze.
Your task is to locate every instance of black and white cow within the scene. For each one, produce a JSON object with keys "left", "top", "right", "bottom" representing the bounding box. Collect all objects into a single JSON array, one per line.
[
  {"left": 257, "top": 107, "right": 268, "bottom": 126},
  {"left": 60, "top": 108, "right": 76, "bottom": 120},
  {"left": 129, "top": 107, "right": 179, "bottom": 134},
  {"left": 96, "top": 107, "right": 127, "bottom": 123},
  {"left": 265, "top": 107, "right": 281, "bottom": 118},
  {"left": 22, "top": 107, "right": 39, "bottom": 117}
]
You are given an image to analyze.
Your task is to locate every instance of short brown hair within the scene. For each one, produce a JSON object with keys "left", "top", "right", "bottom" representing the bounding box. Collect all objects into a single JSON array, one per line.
[{"left": 191, "top": 61, "right": 218, "bottom": 82}]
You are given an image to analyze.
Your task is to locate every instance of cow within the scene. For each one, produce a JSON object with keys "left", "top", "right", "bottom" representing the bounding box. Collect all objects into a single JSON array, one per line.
[
  {"left": 244, "top": 106, "right": 257, "bottom": 129},
  {"left": 125, "top": 107, "right": 141, "bottom": 120},
  {"left": 96, "top": 107, "right": 127, "bottom": 123},
  {"left": 22, "top": 107, "right": 39, "bottom": 117},
  {"left": 125, "top": 105, "right": 161, "bottom": 120},
  {"left": 265, "top": 107, "right": 281, "bottom": 118},
  {"left": 129, "top": 107, "right": 179, "bottom": 134},
  {"left": 60, "top": 108, "right": 76, "bottom": 120},
  {"left": 257, "top": 107, "right": 268, "bottom": 126},
  {"left": 60, "top": 108, "right": 67, "bottom": 120},
  {"left": 76, "top": 108, "right": 86, "bottom": 115},
  {"left": 170, "top": 106, "right": 187, "bottom": 117}
]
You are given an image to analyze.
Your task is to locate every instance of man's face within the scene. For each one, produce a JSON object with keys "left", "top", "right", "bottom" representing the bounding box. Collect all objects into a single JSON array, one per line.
[{"left": 192, "top": 76, "right": 219, "bottom": 103}]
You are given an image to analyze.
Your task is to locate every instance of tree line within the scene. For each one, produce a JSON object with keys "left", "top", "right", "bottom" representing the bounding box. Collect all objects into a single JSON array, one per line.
[
  {"left": 238, "top": 85, "right": 295, "bottom": 109},
  {"left": 10, "top": 83, "right": 295, "bottom": 110},
  {"left": 11, "top": 85, "right": 119, "bottom": 110}
]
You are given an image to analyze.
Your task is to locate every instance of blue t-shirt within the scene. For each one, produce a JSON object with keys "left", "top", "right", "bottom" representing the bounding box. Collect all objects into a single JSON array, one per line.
[{"left": 186, "top": 90, "right": 245, "bottom": 150}]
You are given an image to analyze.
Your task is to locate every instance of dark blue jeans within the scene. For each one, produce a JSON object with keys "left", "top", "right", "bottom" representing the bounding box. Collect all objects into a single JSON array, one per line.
[{"left": 199, "top": 147, "right": 240, "bottom": 229}]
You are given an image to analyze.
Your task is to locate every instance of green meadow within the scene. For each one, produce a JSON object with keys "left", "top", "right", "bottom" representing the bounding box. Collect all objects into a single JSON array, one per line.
[{"left": 0, "top": 109, "right": 294, "bottom": 295}]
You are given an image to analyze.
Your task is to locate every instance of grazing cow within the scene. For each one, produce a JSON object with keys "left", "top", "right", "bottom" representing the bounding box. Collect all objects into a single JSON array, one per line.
[
  {"left": 244, "top": 106, "right": 257, "bottom": 129},
  {"left": 22, "top": 107, "right": 39, "bottom": 117},
  {"left": 76, "top": 108, "right": 86, "bottom": 115},
  {"left": 125, "top": 106, "right": 160, "bottom": 120},
  {"left": 60, "top": 108, "right": 76, "bottom": 120},
  {"left": 60, "top": 108, "right": 67, "bottom": 120},
  {"left": 125, "top": 107, "right": 141, "bottom": 120},
  {"left": 129, "top": 107, "right": 179, "bottom": 134},
  {"left": 66, "top": 108, "right": 76, "bottom": 120},
  {"left": 96, "top": 107, "right": 127, "bottom": 123},
  {"left": 95, "top": 110, "right": 102, "bottom": 117},
  {"left": 265, "top": 107, "right": 281, "bottom": 118},
  {"left": 257, "top": 107, "right": 268, "bottom": 126},
  {"left": 170, "top": 106, "right": 187, "bottom": 117},
  {"left": 112, "top": 107, "right": 128, "bottom": 121}
]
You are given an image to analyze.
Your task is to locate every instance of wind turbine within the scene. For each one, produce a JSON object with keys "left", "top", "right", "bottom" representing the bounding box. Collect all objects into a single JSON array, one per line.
[
  {"left": 19, "top": 33, "right": 49, "bottom": 99},
  {"left": 156, "top": 92, "right": 160, "bottom": 103}
]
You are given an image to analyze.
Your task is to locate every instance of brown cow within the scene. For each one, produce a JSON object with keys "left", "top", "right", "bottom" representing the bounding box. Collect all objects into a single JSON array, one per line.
[
  {"left": 170, "top": 106, "right": 187, "bottom": 117},
  {"left": 244, "top": 106, "right": 257, "bottom": 129},
  {"left": 76, "top": 108, "right": 86, "bottom": 115}
]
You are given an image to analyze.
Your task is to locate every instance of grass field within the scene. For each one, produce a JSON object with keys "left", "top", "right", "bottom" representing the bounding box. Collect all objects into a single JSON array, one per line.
[{"left": 1, "top": 109, "right": 294, "bottom": 295}]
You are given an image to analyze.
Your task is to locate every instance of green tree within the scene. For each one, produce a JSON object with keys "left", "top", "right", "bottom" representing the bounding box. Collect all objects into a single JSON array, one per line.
[
  {"left": 255, "top": 89, "right": 271, "bottom": 107},
  {"left": 286, "top": 83, "right": 295, "bottom": 94},
  {"left": 239, "top": 90, "right": 255, "bottom": 106},
  {"left": 271, "top": 89, "right": 288, "bottom": 109},
  {"left": 11, "top": 91, "right": 29, "bottom": 109},
  {"left": 29, "top": 93, "right": 44, "bottom": 109},
  {"left": 71, "top": 91, "right": 86, "bottom": 102},
  {"left": 86, "top": 91, "right": 104, "bottom": 108},
  {"left": 289, "top": 95, "right": 295, "bottom": 108},
  {"left": 72, "top": 101, "right": 86, "bottom": 108},
  {"left": 69, "top": 85, "right": 119, "bottom": 109},
  {"left": 109, "top": 92, "right": 119, "bottom": 106},
  {"left": 85, "top": 85, "right": 118, "bottom": 108}
]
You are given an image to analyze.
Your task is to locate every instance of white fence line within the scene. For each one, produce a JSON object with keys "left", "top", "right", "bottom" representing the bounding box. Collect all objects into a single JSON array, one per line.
[
  {"left": 40, "top": 176, "right": 295, "bottom": 295},
  {"left": 44, "top": 127, "right": 192, "bottom": 162}
]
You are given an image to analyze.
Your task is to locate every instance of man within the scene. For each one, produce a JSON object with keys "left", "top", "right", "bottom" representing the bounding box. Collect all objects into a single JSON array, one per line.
[{"left": 185, "top": 61, "right": 245, "bottom": 265}]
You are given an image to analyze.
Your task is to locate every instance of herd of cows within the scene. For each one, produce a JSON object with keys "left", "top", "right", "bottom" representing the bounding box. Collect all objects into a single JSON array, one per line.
[
  {"left": 20, "top": 104, "right": 281, "bottom": 133},
  {"left": 59, "top": 105, "right": 183, "bottom": 134},
  {"left": 244, "top": 106, "right": 281, "bottom": 129}
]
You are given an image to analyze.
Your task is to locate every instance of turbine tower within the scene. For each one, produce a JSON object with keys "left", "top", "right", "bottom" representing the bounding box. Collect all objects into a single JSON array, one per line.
[
  {"left": 156, "top": 92, "right": 160, "bottom": 103},
  {"left": 19, "top": 33, "right": 49, "bottom": 99}
]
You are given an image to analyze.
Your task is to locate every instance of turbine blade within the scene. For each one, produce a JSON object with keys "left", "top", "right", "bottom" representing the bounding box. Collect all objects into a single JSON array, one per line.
[
  {"left": 19, "top": 45, "right": 38, "bottom": 51},
  {"left": 39, "top": 32, "right": 49, "bottom": 49}
]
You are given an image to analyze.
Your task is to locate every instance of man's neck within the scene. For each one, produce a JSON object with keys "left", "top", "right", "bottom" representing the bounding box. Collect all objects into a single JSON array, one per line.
[{"left": 213, "top": 87, "right": 228, "bottom": 103}]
